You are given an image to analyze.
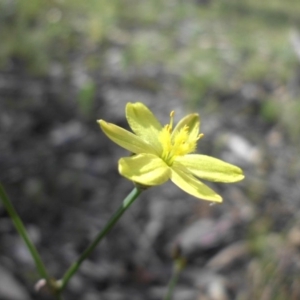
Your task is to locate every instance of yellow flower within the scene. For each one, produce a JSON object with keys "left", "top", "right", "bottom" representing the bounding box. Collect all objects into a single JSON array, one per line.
[{"left": 98, "top": 102, "right": 244, "bottom": 202}]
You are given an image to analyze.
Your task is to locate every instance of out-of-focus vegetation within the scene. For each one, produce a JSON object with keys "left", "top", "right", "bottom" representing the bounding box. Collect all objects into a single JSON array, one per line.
[
  {"left": 0, "top": 0, "right": 121, "bottom": 72},
  {"left": 1, "top": 0, "right": 299, "bottom": 79},
  {"left": 1, "top": 0, "right": 300, "bottom": 139}
]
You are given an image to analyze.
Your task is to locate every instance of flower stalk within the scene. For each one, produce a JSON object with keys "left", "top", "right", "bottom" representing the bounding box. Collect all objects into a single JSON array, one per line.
[
  {"left": 58, "top": 186, "right": 142, "bottom": 292},
  {"left": 0, "top": 183, "right": 143, "bottom": 298},
  {"left": 163, "top": 256, "right": 186, "bottom": 300},
  {"left": 0, "top": 184, "right": 52, "bottom": 285}
]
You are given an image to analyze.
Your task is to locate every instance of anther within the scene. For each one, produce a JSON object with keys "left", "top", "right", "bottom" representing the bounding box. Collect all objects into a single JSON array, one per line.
[
  {"left": 183, "top": 125, "right": 189, "bottom": 132},
  {"left": 197, "top": 133, "right": 204, "bottom": 140},
  {"left": 169, "top": 111, "right": 175, "bottom": 130}
]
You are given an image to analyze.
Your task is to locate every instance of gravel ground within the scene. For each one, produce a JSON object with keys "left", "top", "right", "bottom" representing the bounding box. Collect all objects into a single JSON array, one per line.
[{"left": 1, "top": 59, "right": 300, "bottom": 300}]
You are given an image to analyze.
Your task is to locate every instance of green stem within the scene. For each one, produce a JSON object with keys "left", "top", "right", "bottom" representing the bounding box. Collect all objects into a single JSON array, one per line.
[
  {"left": 55, "top": 292, "right": 64, "bottom": 300},
  {"left": 163, "top": 258, "right": 185, "bottom": 300},
  {"left": 59, "top": 187, "right": 142, "bottom": 292},
  {"left": 0, "top": 184, "right": 55, "bottom": 292}
]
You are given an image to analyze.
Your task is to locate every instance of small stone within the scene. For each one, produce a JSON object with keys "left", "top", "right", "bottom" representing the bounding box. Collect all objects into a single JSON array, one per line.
[
  {"left": 176, "top": 218, "right": 236, "bottom": 257},
  {"left": 206, "top": 241, "right": 249, "bottom": 272},
  {"left": 206, "top": 277, "right": 229, "bottom": 300},
  {"left": 0, "top": 264, "right": 30, "bottom": 300},
  {"left": 288, "top": 225, "right": 300, "bottom": 248},
  {"left": 225, "top": 133, "right": 261, "bottom": 165}
]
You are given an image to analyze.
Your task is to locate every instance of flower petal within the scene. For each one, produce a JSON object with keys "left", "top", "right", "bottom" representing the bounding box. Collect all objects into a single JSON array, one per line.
[
  {"left": 98, "top": 120, "right": 157, "bottom": 155},
  {"left": 119, "top": 154, "right": 171, "bottom": 186},
  {"left": 126, "top": 102, "right": 163, "bottom": 153},
  {"left": 172, "top": 113, "right": 200, "bottom": 141},
  {"left": 174, "top": 154, "right": 244, "bottom": 182},
  {"left": 170, "top": 166, "right": 222, "bottom": 202}
]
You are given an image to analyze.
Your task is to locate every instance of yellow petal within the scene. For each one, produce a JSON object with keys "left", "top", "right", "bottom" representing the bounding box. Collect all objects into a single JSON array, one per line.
[
  {"left": 174, "top": 154, "right": 244, "bottom": 182},
  {"left": 170, "top": 166, "right": 222, "bottom": 202},
  {"left": 119, "top": 154, "right": 171, "bottom": 186},
  {"left": 126, "top": 102, "right": 163, "bottom": 153},
  {"left": 172, "top": 113, "right": 200, "bottom": 141},
  {"left": 98, "top": 120, "right": 157, "bottom": 155}
]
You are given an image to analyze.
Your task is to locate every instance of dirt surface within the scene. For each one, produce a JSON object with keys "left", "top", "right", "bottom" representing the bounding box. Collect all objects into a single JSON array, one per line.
[{"left": 1, "top": 60, "right": 300, "bottom": 300}]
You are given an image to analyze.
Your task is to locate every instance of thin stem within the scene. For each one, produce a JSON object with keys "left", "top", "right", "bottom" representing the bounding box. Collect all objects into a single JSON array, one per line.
[
  {"left": 163, "top": 258, "right": 185, "bottom": 300},
  {"left": 163, "top": 268, "right": 180, "bottom": 300},
  {"left": 59, "top": 187, "right": 142, "bottom": 292},
  {"left": 55, "top": 292, "right": 64, "bottom": 300},
  {"left": 0, "top": 184, "right": 51, "bottom": 283}
]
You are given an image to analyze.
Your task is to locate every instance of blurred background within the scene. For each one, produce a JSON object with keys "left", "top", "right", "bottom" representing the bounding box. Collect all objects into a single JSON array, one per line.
[{"left": 1, "top": 0, "right": 300, "bottom": 299}]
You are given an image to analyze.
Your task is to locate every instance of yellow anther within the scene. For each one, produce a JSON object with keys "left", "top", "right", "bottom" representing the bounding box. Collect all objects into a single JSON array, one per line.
[
  {"left": 166, "top": 124, "right": 172, "bottom": 133},
  {"left": 197, "top": 133, "right": 204, "bottom": 140},
  {"left": 183, "top": 125, "right": 189, "bottom": 132},
  {"left": 169, "top": 111, "right": 175, "bottom": 131}
]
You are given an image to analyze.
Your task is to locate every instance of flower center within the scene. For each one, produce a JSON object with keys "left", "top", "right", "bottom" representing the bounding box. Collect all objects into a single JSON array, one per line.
[{"left": 159, "top": 111, "right": 203, "bottom": 166}]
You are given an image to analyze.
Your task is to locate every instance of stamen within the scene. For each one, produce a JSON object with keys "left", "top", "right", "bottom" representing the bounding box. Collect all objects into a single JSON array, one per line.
[
  {"left": 166, "top": 124, "right": 172, "bottom": 133},
  {"left": 160, "top": 112, "right": 201, "bottom": 165},
  {"left": 197, "top": 133, "right": 204, "bottom": 140},
  {"left": 169, "top": 111, "right": 175, "bottom": 131},
  {"left": 183, "top": 125, "right": 189, "bottom": 132}
]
